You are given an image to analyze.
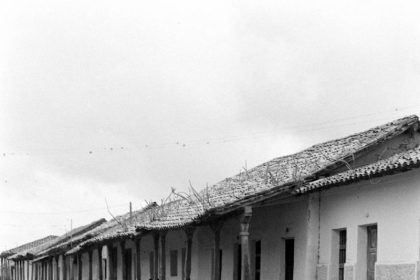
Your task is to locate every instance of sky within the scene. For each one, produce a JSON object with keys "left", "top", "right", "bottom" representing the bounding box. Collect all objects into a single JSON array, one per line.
[{"left": 1, "top": 0, "right": 420, "bottom": 250}]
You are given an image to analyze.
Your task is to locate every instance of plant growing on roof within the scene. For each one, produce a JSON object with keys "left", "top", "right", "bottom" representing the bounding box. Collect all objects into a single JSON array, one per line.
[
  {"left": 105, "top": 199, "right": 129, "bottom": 232},
  {"left": 143, "top": 191, "right": 176, "bottom": 222}
]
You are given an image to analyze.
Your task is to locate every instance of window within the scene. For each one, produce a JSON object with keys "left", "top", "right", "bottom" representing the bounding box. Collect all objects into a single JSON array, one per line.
[
  {"left": 149, "top": 252, "right": 154, "bottom": 280},
  {"left": 255, "top": 241, "right": 261, "bottom": 280},
  {"left": 338, "top": 230, "right": 347, "bottom": 280}
]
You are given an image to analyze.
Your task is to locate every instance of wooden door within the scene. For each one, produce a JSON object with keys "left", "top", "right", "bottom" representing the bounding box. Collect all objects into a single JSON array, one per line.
[
  {"left": 367, "top": 225, "right": 377, "bottom": 280},
  {"left": 338, "top": 230, "right": 347, "bottom": 280},
  {"left": 285, "top": 239, "right": 294, "bottom": 280}
]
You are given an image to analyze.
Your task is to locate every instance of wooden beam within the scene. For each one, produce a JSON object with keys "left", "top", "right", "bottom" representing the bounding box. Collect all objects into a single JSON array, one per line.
[
  {"left": 240, "top": 206, "right": 252, "bottom": 280},
  {"left": 210, "top": 221, "right": 223, "bottom": 280},
  {"left": 153, "top": 234, "right": 159, "bottom": 280},
  {"left": 134, "top": 239, "right": 141, "bottom": 280},
  {"left": 184, "top": 228, "right": 195, "bottom": 280},
  {"left": 159, "top": 232, "right": 167, "bottom": 280}
]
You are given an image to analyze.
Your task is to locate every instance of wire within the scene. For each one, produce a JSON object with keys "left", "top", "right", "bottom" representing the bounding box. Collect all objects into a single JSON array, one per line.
[
  {"left": 0, "top": 104, "right": 419, "bottom": 156},
  {"left": 0, "top": 203, "right": 128, "bottom": 215}
]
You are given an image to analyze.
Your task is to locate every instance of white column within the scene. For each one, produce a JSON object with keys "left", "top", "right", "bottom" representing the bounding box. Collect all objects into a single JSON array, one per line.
[{"left": 304, "top": 192, "right": 321, "bottom": 280}]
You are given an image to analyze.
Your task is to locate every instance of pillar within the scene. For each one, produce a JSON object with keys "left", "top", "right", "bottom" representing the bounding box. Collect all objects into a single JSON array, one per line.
[
  {"left": 62, "top": 255, "right": 66, "bottom": 280},
  {"left": 120, "top": 242, "right": 126, "bottom": 280},
  {"left": 159, "top": 232, "right": 167, "bottom": 280},
  {"left": 240, "top": 206, "right": 252, "bottom": 280},
  {"left": 184, "top": 228, "right": 195, "bottom": 280},
  {"left": 97, "top": 247, "right": 102, "bottom": 280},
  {"left": 134, "top": 239, "right": 140, "bottom": 280},
  {"left": 77, "top": 255, "right": 82, "bottom": 280},
  {"left": 153, "top": 234, "right": 159, "bottom": 280},
  {"left": 210, "top": 221, "right": 223, "bottom": 280},
  {"left": 30, "top": 263, "right": 34, "bottom": 280},
  {"left": 55, "top": 257, "right": 59, "bottom": 280},
  {"left": 88, "top": 252, "right": 92, "bottom": 280},
  {"left": 50, "top": 259, "right": 53, "bottom": 280},
  {"left": 304, "top": 192, "right": 321, "bottom": 280},
  {"left": 69, "top": 256, "right": 74, "bottom": 280}
]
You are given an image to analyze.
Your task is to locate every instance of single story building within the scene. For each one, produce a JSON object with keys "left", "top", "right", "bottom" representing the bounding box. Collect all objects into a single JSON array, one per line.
[{"left": 4, "top": 115, "right": 420, "bottom": 280}]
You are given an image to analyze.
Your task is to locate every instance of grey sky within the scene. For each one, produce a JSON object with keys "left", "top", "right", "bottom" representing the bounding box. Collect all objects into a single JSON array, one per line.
[{"left": 1, "top": 0, "right": 420, "bottom": 249}]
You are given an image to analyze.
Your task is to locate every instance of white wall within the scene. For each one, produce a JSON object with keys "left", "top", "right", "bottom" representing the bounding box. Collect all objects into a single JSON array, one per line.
[
  {"left": 87, "top": 196, "right": 310, "bottom": 280},
  {"left": 318, "top": 168, "right": 420, "bottom": 279},
  {"left": 77, "top": 168, "right": 420, "bottom": 280},
  {"left": 186, "top": 197, "right": 310, "bottom": 280}
]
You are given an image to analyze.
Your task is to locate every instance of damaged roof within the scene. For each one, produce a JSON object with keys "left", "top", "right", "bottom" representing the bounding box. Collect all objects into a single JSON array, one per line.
[
  {"left": 130, "top": 115, "right": 419, "bottom": 231},
  {"left": 296, "top": 146, "right": 420, "bottom": 193},
  {"left": 1, "top": 235, "right": 58, "bottom": 259},
  {"left": 65, "top": 203, "right": 158, "bottom": 255},
  {"left": 37, "top": 115, "right": 420, "bottom": 256}
]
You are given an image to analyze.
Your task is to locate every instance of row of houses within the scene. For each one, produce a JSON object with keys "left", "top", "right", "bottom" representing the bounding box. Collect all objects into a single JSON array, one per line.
[{"left": 2, "top": 115, "right": 420, "bottom": 280}]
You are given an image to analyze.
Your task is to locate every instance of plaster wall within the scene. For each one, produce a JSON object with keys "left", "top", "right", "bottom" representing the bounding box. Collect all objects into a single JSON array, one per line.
[
  {"left": 318, "top": 168, "right": 420, "bottom": 280},
  {"left": 184, "top": 197, "right": 309, "bottom": 280}
]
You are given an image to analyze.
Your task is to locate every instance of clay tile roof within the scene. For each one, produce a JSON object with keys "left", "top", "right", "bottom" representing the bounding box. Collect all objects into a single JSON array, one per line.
[
  {"left": 65, "top": 203, "right": 159, "bottom": 255},
  {"left": 31, "top": 218, "right": 106, "bottom": 260},
  {"left": 296, "top": 146, "right": 420, "bottom": 193},
  {"left": 70, "top": 115, "right": 420, "bottom": 251},
  {"left": 132, "top": 115, "right": 419, "bottom": 230},
  {"left": 1, "top": 235, "right": 58, "bottom": 259}
]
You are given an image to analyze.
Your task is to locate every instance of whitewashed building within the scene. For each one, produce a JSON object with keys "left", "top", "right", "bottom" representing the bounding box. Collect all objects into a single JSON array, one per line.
[{"left": 3, "top": 115, "right": 420, "bottom": 280}]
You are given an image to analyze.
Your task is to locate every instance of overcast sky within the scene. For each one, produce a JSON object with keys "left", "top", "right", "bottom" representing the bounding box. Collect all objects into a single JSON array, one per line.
[{"left": 1, "top": 0, "right": 420, "bottom": 250}]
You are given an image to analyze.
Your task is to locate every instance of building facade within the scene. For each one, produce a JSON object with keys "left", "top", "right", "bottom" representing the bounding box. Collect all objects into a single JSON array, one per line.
[{"left": 3, "top": 115, "right": 420, "bottom": 280}]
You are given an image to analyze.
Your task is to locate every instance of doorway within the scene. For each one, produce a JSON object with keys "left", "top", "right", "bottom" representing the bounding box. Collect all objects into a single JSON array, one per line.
[
  {"left": 124, "top": 249, "right": 132, "bottom": 280},
  {"left": 284, "top": 239, "right": 294, "bottom": 280},
  {"left": 366, "top": 225, "right": 377, "bottom": 280}
]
